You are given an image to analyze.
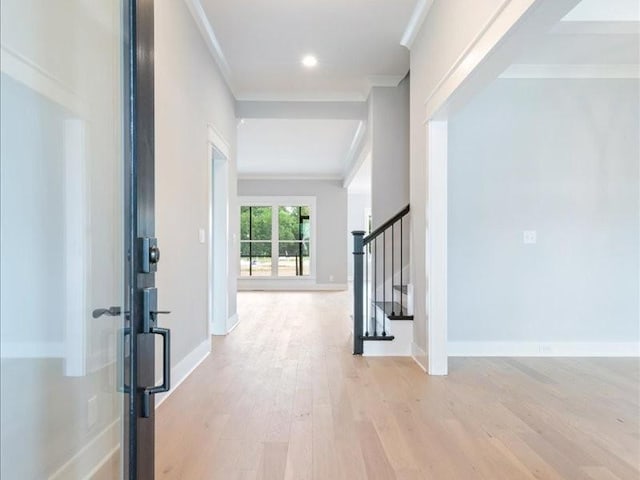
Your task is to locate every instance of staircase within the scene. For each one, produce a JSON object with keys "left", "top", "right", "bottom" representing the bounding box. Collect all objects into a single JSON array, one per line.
[{"left": 352, "top": 205, "right": 413, "bottom": 356}]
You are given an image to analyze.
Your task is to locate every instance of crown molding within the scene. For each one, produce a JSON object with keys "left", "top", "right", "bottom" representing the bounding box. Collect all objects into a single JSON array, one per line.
[
  {"left": 183, "top": 0, "right": 236, "bottom": 96},
  {"left": 499, "top": 63, "right": 640, "bottom": 79},
  {"left": 238, "top": 174, "right": 343, "bottom": 182},
  {"left": 235, "top": 90, "right": 368, "bottom": 102},
  {"left": 367, "top": 75, "right": 405, "bottom": 89},
  {"left": 400, "top": 0, "right": 435, "bottom": 49},
  {"left": 236, "top": 100, "right": 368, "bottom": 120}
]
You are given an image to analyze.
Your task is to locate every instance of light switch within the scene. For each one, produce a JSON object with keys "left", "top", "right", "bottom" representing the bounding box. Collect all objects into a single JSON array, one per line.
[
  {"left": 199, "top": 228, "right": 206, "bottom": 244},
  {"left": 523, "top": 230, "right": 537, "bottom": 245}
]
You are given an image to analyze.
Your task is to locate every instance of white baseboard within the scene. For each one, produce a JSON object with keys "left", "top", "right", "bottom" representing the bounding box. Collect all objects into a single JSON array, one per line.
[
  {"left": 411, "top": 342, "right": 427, "bottom": 372},
  {"left": 448, "top": 341, "right": 640, "bottom": 357},
  {"left": 238, "top": 280, "right": 348, "bottom": 291},
  {"left": 49, "top": 419, "right": 120, "bottom": 480},
  {"left": 155, "top": 338, "right": 211, "bottom": 408},
  {"left": 227, "top": 313, "right": 240, "bottom": 333}
]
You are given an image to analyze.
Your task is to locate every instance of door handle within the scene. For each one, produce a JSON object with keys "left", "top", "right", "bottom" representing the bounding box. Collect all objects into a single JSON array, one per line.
[
  {"left": 141, "top": 326, "right": 170, "bottom": 418},
  {"left": 92, "top": 306, "right": 121, "bottom": 318}
]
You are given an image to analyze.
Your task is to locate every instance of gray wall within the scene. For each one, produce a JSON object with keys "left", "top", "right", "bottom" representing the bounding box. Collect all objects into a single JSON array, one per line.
[
  {"left": 370, "top": 76, "right": 410, "bottom": 228},
  {"left": 448, "top": 78, "right": 640, "bottom": 344},
  {"left": 238, "top": 179, "right": 348, "bottom": 285},
  {"left": 155, "top": 0, "right": 238, "bottom": 367}
]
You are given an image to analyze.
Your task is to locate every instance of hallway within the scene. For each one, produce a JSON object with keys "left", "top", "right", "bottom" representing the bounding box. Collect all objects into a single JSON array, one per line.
[{"left": 156, "top": 292, "right": 639, "bottom": 480}]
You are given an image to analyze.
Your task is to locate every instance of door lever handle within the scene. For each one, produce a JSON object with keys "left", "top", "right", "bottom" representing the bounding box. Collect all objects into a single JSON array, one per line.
[{"left": 92, "top": 306, "right": 122, "bottom": 318}]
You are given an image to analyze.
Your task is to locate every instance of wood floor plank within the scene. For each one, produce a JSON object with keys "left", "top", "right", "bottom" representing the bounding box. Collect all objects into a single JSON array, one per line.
[{"left": 156, "top": 291, "right": 640, "bottom": 479}]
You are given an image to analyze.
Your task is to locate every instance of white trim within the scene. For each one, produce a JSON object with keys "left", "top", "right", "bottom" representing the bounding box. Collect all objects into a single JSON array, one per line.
[
  {"left": 448, "top": 342, "right": 640, "bottom": 357},
  {"left": 64, "top": 119, "right": 88, "bottom": 377},
  {"left": 423, "top": 0, "right": 545, "bottom": 120},
  {"left": 208, "top": 124, "right": 231, "bottom": 336},
  {"left": 342, "top": 124, "right": 370, "bottom": 188},
  {"left": 238, "top": 195, "right": 317, "bottom": 280},
  {"left": 426, "top": 121, "right": 448, "bottom": 376},
  {"left": 424, "top": 0, "right": 511, "bottom": 108},
  {"left": 341, "top": 121, "right": 366, "bottom": 184},
  {"left": 226, "top": 313, "right": 240, "bottom": 333},
  {"left": 183, "top": 0, "right": 235, "bottom": 95},
  {"left": 236, "top": 100, "right": 367, "bottom": 120},
  {"left": 155, "top": 339, "right": 211, "bottom": 408},
  {"left": 411, "top": 342, "right": 428, "bottom": 372},
  {"left": 367, "top": 75, "right": 405, "bottom": 88},
  {"left": 238, "top": 174, "right": 343, "bottom": 181},
  {"left": 0, "top": 341, "right": 65, "bottom": 358},
  {"left": 0, "top": 45, "right": 86, "bottom": 115},
  {"left": 49, "top": 419, "right": 120, "bottom": 480},
  {"left": 207, "top": 124, "right": 231, "bottom": 158},
  {"left": 235, "top": 91, "right": 367, "bottom": 102},
  {"left": 400, "top": 0, "right": 435, "bottom": 48},
  {"left": 500, "top": 63, "right": 640, "bottom": 79},
  {"left": 238, "top": 280, "right": 347, "bottom": 291}
]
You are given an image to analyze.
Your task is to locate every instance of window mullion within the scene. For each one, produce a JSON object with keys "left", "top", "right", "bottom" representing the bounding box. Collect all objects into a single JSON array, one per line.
[{"left": 272, "top": 205, "right": 278, "bottom": 276}]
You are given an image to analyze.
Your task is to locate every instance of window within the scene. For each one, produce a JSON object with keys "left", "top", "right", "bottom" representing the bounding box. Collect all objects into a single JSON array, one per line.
[
  {"left": 240, "top": 206, "right": 272, "bottom": 276},
  {"left": 239, "top": 199, "right": 314, "bottom": 278}
]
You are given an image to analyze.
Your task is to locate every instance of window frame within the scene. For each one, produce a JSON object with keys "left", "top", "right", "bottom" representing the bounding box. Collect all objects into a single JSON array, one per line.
[{"left": 239, "top": 196, "right": 317, "bottom": 280}]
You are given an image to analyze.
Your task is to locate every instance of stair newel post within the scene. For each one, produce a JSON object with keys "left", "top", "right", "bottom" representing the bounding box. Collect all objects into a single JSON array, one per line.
[{"left": 352, "top": 231, "right": 365, "bottom": 355}]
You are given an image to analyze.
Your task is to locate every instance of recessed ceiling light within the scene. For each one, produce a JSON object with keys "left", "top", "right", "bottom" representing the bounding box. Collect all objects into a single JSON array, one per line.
[{"left": 302, "top": 55, "right": 318, "bottom": 68}]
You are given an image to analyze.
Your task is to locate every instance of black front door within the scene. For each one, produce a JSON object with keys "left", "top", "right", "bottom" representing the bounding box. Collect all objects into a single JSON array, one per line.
[{"left": 124, "top": 0, "right": 169, "bottom": 478}]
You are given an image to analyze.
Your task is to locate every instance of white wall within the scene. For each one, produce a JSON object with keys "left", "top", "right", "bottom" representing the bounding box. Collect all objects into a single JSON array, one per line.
[
  {"left": 370, "top": 76, "right": 410, "bottom": 228},
  {"left": 238, "top": 179, "right": 348, "bottom": 287},
  {"left": 448, "top": 78, "right": 640, "bottom": 353},
  {"left": 409, "top": 0, "right": 507, "bottom": 363},
  {"left": 155, "top": 0, "right": 238, "bottom": 368}
]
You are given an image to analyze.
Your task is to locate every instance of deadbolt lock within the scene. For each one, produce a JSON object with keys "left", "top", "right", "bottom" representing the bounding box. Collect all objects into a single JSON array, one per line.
[{"left": 139, "top": 237, "right": 159, "bottom": 273}]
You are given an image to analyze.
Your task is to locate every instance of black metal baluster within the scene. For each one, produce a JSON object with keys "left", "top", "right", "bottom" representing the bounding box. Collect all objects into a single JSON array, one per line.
[
  {"left": 400, "top": 217, "right": 403, "bottom": 315},
  {"left": 382, "top": 230, "right": 386, "bottom": 337},
  {"left": 374, "top": 237, "right": 378, "bottom": 336},
  {"left": 391, "top": 223, "right": 395, "bottom": 316},
  {"left": 365, "top": 241, "right": 369, "bottom": 337}
]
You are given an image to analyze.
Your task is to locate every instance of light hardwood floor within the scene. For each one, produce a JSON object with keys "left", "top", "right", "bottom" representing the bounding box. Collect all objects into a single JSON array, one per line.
[{"left": 156, "top": 291, "right": 640, "bottom": 479}]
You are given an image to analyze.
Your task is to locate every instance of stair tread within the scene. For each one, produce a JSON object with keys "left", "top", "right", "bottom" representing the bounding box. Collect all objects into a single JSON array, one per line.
[
  {"left": 393, "top": 285, "right": 408, "bottom": 294},
  {"left": 361, "top": 334, "right": 395, "bottom": 341},
  {"left": 373, "top": 301, "right": 413, "bottom": 320}
]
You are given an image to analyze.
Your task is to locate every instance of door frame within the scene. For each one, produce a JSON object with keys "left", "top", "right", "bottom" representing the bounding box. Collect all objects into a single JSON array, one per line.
[
  {"left": 124, "top": 0, "right": 159, "bottom": 478},
  {"left": 207, "top": 124, "right": 231, "bottom": 336}
]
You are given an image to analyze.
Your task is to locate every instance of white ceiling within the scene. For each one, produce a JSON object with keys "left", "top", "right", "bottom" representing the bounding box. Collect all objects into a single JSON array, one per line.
[
  {"left": 515, "top": 33, "right": 639, "bottom": 65},
  {"left": 199, "top": 0, "right": 417, "bottom": 101},
  {"left": 503, "top": 0, "right": 639, "bottom": 76},
  {"left": 237, "top": 118, "right": 361, "bottom": 177},
  {"left": 563, "top": 0, "right": 639, "bottom": 22}
]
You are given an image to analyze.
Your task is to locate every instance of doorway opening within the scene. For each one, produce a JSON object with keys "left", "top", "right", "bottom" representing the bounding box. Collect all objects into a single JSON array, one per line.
[{"left": 208, "top": 126, "right": 234, "bottom": 336}]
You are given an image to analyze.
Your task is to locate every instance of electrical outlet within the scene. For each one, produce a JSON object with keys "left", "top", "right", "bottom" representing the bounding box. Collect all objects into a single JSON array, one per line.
[
  {"left": 523, "top": 230, "right": 537, "bottom": 245},
  {"left": 87, "top": 395, "right": 98, "bottom": 428}
]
